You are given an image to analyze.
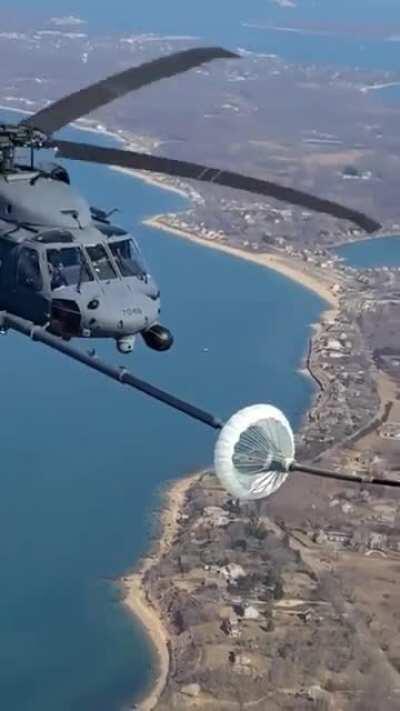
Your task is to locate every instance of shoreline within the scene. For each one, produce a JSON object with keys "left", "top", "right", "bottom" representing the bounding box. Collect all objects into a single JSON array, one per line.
[
  {"left": 110, "top": 165, "right": 191, "bottom": 200},
  {"left": 123, "top": 216, "right": 340, "bottom": 711},
  {"left": 144, "top": 215, "right": 338, "bottom": 308},
  {"left": 0, "top": 99, "right": 353, "bottom": 708},
  {"left": 122, "top": 473, "right": 201, "bottom": 711},
  {"left": 0, "top": 103, "right": 122, "bottom": 139},
  {"left": 3, "top": 69, "right": 397, "bottom": 711},
  {"left": 0, "top": 100, "right": 193, "bottom": 200}
]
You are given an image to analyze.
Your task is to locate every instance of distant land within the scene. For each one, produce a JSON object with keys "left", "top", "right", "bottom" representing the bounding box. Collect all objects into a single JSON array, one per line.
[
  {"left": 3, "top": 16, "right": 400, "bottom": 711},
  {"left": 3, "top": 18, "right": 400, "bottom": 247}
]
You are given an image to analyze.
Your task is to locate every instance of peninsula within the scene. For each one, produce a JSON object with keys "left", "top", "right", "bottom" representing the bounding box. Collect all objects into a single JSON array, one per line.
[
  {"left": 124, "top": 236, "right": 400, "bottom": 709},
  {"left": 3, "top": 17, "right": 400, "bottom": 711}
]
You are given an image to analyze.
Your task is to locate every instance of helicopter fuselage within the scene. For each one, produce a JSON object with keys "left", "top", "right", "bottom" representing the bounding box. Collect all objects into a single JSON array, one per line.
[{"left": 0, "top": 165, "right": 172, "bottom": 353}]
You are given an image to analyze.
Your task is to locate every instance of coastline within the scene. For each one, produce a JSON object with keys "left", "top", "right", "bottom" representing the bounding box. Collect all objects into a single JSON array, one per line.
[
  {"left": 0, "top": 99, "right": 351, "bottom": 706},
  {"left": 3, "top": 47, "right": 399, "bottom": 709},
  {"left": 122, "top": 216, "right": 340, "bottom": 710},
  {"left": 0, "top": 100, "right": 193, "bottom": 200},
  {"left": 0, "top": 103, "right": 122, "bottom": 140},
  {"left": 144, "top": 215, "right": 338, "bottom": 308},
  {"left": 110, "top": 165, "right": 192, "bottom": 200},
  {"left": 0, "top": 99, "right": 376, "bottom": 307},
  {"left": 122, "top": 473, "right": 201, "bottom": 711}
]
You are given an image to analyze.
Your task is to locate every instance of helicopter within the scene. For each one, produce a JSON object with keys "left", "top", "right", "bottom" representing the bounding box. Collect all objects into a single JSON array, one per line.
[{"left": 0, "top": 45, "right": 397, "bottom": 499}]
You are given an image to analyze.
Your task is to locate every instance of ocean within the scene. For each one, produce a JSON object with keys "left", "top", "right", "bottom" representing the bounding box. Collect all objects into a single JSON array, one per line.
[{"left": 2, "top": 1, "right": 399, "bottom": 708}]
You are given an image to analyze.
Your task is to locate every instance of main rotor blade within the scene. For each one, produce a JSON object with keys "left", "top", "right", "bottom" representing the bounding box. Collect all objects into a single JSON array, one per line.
[
  {"left": 22, "top": 47, "right": 238, "bottom": 136},
  {"left": 53, "top": 139, "right": 381, "bottom": 233}
]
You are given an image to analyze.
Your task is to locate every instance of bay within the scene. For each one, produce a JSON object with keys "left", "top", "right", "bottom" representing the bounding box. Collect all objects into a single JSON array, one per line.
[
  {"left": 4, "top": 0, "right": 398, "bottom": 705},
  {"left": 0, "top": 109, "right": 324, "bottom": 709},
  {"left": 337, "top": 235, "right": 400, "bottom": 268}
]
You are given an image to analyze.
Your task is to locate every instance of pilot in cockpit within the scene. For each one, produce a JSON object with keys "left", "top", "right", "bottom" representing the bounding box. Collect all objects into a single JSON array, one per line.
[{"left": 47, "top": 250, "right": 68, "bottom": 290}]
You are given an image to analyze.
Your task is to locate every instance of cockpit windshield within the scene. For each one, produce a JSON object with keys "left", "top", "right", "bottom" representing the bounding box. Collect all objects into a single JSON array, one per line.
[
  {"left": 86, "top": 244, "right": 117, "bottom": 281},
  {"left": 109, "top": 239, "right": 147, "bottom": 279},
  {"left": 47, "top": 247, "right": 92, "bottom": 290}
]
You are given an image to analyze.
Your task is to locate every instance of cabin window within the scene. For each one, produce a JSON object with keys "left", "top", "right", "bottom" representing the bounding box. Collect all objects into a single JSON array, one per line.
[
  {"left": 109, "top": 239, "right": 147, "bottom": 278},
  {"left": 86, "top": 244, "right": 117, "bottom": 281},
  {"left": 47, "top": 248, "right": 92, "bottom": 290},
  {"left": 17, "top": 248, "right": 42, "bottom": 292}
]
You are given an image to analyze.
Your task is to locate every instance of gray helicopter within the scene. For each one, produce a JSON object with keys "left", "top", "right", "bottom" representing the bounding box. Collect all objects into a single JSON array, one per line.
[
  {"left": 0, "top": 47, "right": 379, "bottom": 356},
  {"left": 0, "top": 156, "right": 165, "bottom": 355},
  {"left": 0, "top": 46, "right": 380, "bottom": 346},
  {"left": 1, "top": 45, "right": 395, "bottom": 497}
]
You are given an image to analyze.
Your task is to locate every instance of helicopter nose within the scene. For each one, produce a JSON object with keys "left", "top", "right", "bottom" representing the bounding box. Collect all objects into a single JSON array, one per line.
[{"left": 81, "top": 290, "right": 160, "bottom": 338}]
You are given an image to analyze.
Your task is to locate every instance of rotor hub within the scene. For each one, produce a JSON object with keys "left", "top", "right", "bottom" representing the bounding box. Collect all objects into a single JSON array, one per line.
[{"left": 0, "top": 124, "right": 48, "bottom": 151}]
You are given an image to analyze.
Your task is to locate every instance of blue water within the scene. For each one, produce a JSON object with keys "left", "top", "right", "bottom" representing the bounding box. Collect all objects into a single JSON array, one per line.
[
  {"left": 337, "top": 235, "right": 400, "bottom": 267},
  {"left": 2, "top": 0, "right": 396, "bottom": 707},
  {"left": 9, "top": 0, "right": 400, "bottom": 70},
  {"left": 0, "top": 107, "right": 324, "bottom": 709}
]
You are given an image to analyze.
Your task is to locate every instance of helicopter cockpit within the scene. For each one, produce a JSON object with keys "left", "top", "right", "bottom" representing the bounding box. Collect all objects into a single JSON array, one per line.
[
  {"left": 0, "top": 225, "right": 161, "bottom": 348},
  {"left": 15, "top": 228, "right": 149, "bottom": 294},
  {"left": 47, "top": 246, "right": 93, "bottom": 290},
  {"left": 107, "top": 237, "right": 147, "bottom": 280},
  {"left": 45, "top": 238, "right": 147, "bottom": 289}
]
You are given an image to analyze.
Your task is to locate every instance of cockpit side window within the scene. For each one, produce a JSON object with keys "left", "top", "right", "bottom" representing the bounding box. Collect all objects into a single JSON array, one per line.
[
  {"left": 0, "top": 241, "right": 12, "bottom": 287},
  {"left": 47, "top": 248, "right": 92, "bottom": 290},
  {"left": 86, "top": 244, "right": 117, "bottom": 281},
  {"left": 109, "top": 239, "right": 147, "bottom": 279},
  {"left": 17, "top": 248, "right": 43, "bottom": 292}
]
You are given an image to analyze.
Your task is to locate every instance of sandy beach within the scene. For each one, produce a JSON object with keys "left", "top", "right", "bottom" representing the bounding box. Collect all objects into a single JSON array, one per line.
[
  {"left": 122, "top": 211, "right": 340, "bottom": 709},
  {"left": 122, "top": 473, "right": 201, "bottom": 711},
  {"left": 0, "top": 100, "right": 351, "bottom": 311},
  {"left": 111, "top": 165, "right": 192, "bottom": 200},
  {"left": 144, "top": 215, "right": 338, "bottom": 307},
  {"left": 123, "top": 214, "right": 340, "bottom": 709},
  {"left": 0, "top": 99, "right": 344, "bottom": 707}
]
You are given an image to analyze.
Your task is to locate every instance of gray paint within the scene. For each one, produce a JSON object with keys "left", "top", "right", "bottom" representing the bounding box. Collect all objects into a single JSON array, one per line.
[{"left": 0, "top": 169, "right": 161, "bottom": 348}]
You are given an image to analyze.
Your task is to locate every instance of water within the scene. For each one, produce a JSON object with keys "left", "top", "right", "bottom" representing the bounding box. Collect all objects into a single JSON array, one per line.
[
  {"left": 8, "top": 0, "right": 400, "bottom": 70},
  {"left": 3, "top": 0, "right": 396, "bottom": 706},
  {"left": 337, "top": 235, "right": 400, "bottom": 268},
  {"left": 0, "top": 109, "right": 324, "bottom": 709}
]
